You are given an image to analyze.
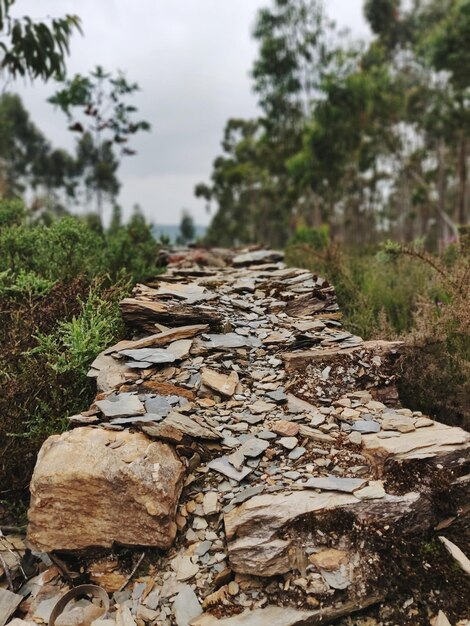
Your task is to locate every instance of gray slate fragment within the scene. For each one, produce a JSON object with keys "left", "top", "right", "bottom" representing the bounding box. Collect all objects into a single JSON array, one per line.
[
  {"left": 232, "top": 250, "right": 284, "bottom": 266},
  {"left": 203, "top": 333, "right": 261, "bottom": 349},
  {"left": 266, "top": 388, "right": 287, "bottom": 404},
  {"left": 305, "top": 475, "right": 366, "bottom": 493},
  {"left": 195, "top": 540, "right": 212, "bottom": 556},
  {"left": 208, "top": 456, "right": 253, "bottom": 482},
  {"left": 145, "top": 396, "right": 173, "bottom": 415},
  {"left": 351, "top": 420, "right": 381, "bottom": 434},
  {"left": 0, "top": 588, "right": 22, "bottom": 626},
  {"left": 110, "top": 413, "right": 163, "bottom": 425},
  {"left": 278, "top": 436, "right": 298, "bottom": 450},
  {"left": 119, "top": 348, "right": 176, "bottom": 364},
  {"left": 125, "top": 361, "right": 153, "bottom": 369},
  {"left": 174, "top": 584, "right": 202, "bottom": 626},
  {"left": 288, "top": 446, "right": 306, "bottom": 460},
  {"left": 239, "top": 437, "right": 270, "bottom": 458},
  {"left": 164, "top": 412, "right": 221, "bottom": 440},
  {"left": 321, "top": 567, "right": 351, "bottom": 590},
  {"left": 231, "top": 484, "right": 265, "bottom": 505},
  {"left": 258, "top": 430, "right": 277, "bottom": 440},
  {"left": 95, "top": 395, "right": 145, "bottom": 418}
]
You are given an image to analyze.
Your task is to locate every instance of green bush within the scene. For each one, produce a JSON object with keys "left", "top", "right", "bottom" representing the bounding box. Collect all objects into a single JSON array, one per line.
[
  {"left": 0, "top": 199, "right": 163, "bottom": 503},
  {"left": 288, "top": 224, "right": 330, "bottom": 250},
  {"left": 31, "top": 285, "right": 126, "bottom": 376},
  {"left": 285, "top": 242, "right": 437, "bottom": 338},
  {"left": 0, "top": 201, "right": 160, "bottom": 288},
  {"left": 286, "top": 240, "right": 469, "bottom": 429}
]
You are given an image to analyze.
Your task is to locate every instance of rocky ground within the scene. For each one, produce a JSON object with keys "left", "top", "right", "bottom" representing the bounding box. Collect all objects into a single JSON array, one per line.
[{"left": 1, "top": 248, "right": 469, "bottom": 626}]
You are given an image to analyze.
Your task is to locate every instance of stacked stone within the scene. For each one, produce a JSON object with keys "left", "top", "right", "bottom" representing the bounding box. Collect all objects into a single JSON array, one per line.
[{"left": 24, "top": 248, "right": 470, "bottom": 626}]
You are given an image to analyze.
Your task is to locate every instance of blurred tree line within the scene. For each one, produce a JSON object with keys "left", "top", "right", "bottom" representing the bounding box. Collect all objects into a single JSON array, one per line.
[{"left": 197, "top": 0, "right": 470, "bottom": 250}]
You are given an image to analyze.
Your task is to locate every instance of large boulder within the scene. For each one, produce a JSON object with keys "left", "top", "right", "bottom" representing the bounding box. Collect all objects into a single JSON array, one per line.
[{"left": 28, "top": 427, "right": 185, "bottom": 551}]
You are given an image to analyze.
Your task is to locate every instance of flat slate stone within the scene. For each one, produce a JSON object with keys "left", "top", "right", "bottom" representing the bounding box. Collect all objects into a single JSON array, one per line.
[
  {"left": 266, "top": 388, "right": 288, "bottom": 404},
  {"left": 288, "top": 446, "right": 306, "bottom": 460},
  {"left": 305, "top": 476, "right": 366, "bottom": 493},
  {"left": 110, "top": 413, "right": 163, "bottom": 425},
  {"left": 95, "top": 395, "right": 145, "bottom": 418},
  {"left": 164, "top": 412, "right": 221, "bottom": 440},
  {"left": 239, "top": 437, "right": 270, "bottom": 458},
  {"left": 125, "top": 361, "right": 154, "bottom": 369},
  {"left": 208, "top": 456, "right": 253, "bottom": 482},
  {"left": 351, "top": 420, "right": 381, "bottom": 434},
  {"left": 258, "top": 430, "right": 277, "bottom": 440},
  {"left": 119, "top": 348, "right": 176, "bottom": 364},
  {"left": 231, "top": 484, "right": 265, "bottom": 505},
  {"left": 203, "top": 333, "right": 261, "bottom": 349}
]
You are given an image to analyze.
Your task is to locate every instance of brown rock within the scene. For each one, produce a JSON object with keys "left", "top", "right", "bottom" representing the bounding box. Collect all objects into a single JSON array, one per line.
[
  {"left": 201, "top": 368, "right": 239, "bottom": 397},
  {"left": 309, "top": 549, "right": 348, "bottom": 572},
  {"left": 104, "top": 324, "right": 209, "bottom": 353},
  {"left": 362, "top": 422, "right": 470, "bottom": 465},
  {"left": 28, "top": 427, "right": 185, "bottom": 551},
  {"left": 88, "top": 558, "right": 127, "bottom": 592},
  {"left": 272, "top": 420, "right": 299, "bottom": 437},
  {"left": 224, "top": 491, "right": 357, "bottom": 576}
]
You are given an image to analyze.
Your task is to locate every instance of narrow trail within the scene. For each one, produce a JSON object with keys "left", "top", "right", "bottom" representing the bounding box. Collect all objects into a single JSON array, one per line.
[{"left": 5, "top": 248, "right": 469, "bottom": 626}]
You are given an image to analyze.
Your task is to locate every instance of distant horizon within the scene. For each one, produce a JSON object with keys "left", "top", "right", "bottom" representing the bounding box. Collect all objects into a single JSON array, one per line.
[{"left": 152, "top": 223, "right": 207, "bottom": 243}]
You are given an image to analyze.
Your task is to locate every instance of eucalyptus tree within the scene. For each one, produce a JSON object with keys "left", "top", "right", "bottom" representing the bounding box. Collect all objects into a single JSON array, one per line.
[
  {"left": 0, "top": 0, "right": 80, "bottom": 83},
  {"left": 49, "top": 66, "right": 151, "bottom": 219}
]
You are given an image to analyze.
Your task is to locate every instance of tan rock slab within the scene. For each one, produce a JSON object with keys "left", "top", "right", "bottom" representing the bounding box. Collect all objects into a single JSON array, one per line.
[
  {"left": 28, "top": 427, "right": 185, "bottom": 551},
  {"left": 362, "top": 422, "right": 470, "bottom": 463},
  {"left": 0, "top": 588, "right": 22, "bottom": 626},
  {"left": 224, "top": 491, "right": 358, "bottom": 576},
  {"left": 202, "top": 492, "right": 220, "bottom": 516},
  {"left": 282, "top": 340, "right": 403, "bottom": 372},
  {"left": 381, "top": 414, "right": 415, "bottom": 433},
  {"left": 353, "top": 481, "right": 386, "bottom": 500},
  {"left": 190, "top": 593, "right": 383, "bottom": 625},
  {"left": 309, "top": 549, "right": 348, "bottom": 572},
  {"left": 201, "top": 368, "right": 239, "bottom": 397},
  {"left": 272, "top": 420, "right": 299, "bottom": 437}
]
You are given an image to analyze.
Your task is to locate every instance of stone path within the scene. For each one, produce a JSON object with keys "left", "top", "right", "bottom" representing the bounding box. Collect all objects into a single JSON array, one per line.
[{"left": 11, "top": 248, "right": 470, "bottom": 625}]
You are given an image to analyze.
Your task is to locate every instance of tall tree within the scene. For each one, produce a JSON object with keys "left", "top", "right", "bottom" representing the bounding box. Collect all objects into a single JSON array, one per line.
[
  {"left": 49, "top": 66, "right": 151, "bottom": 219},
  {"left": 0, "top": 0, "right": 81, "bottom": 83},
  {"left": 197, "top": 0, "right": 337, "bottom": 247},
  {"left": 0, "top": 93, "right": 76, "bottom": 213}
]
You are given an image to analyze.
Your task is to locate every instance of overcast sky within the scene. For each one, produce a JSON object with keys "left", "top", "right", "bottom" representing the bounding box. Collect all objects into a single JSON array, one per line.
[{"left": 13, "top": 1, "right": 370, "bottom": 226}]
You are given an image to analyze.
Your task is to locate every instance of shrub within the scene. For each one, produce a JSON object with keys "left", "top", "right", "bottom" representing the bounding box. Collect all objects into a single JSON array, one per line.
[
  {"left": 288, "top": 224, "right": 330, "bottom": 250},
  {"left": 285, "top": 242, "right": 437, "bottom": 339},
  {"left": 396, "top": 250, "right": 470, "bottom": 429},
  {"left": 0, "top": 199, "right": 163, "bottom": 504},
  {"left": 285, "top": 240, "right": 469, "bottom": 429}
]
